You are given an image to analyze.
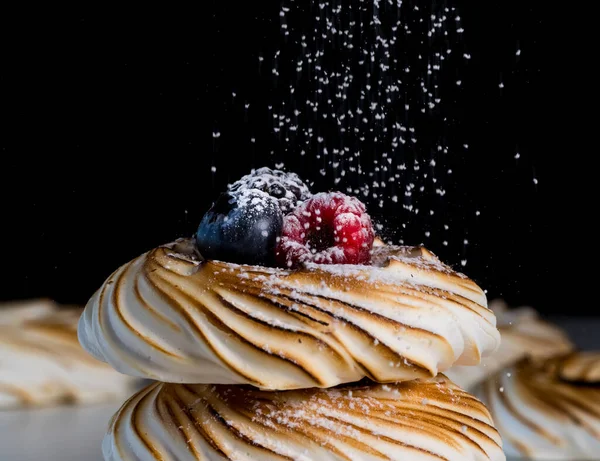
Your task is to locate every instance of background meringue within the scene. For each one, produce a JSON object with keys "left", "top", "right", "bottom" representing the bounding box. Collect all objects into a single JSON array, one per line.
[
  {"left": 474, "top": 352, "right": 600, "bottom": 460},
  {"left": 0, "top": 299, "right": 137, "bottom": 409}
]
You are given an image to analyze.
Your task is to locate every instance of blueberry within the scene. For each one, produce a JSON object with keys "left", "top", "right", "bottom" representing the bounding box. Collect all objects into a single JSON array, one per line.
[{"left": 195, "top": 191, "right": 283, "bottom": 266}]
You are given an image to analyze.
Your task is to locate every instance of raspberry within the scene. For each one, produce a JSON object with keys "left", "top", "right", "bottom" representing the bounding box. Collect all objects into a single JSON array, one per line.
[
  {"left": 228, "top": 167, "right": 311, "bottom": 213},
  {"left": 275, "top": 192, "right": 375, "bottom": 268}
]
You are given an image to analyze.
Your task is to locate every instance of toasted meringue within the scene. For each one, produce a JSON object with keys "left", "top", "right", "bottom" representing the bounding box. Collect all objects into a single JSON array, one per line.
[
  {"left": 78, "top": 239, "right": 500, "bottom": 389},
  {"left": 104, "top": 375, "right": 505, "bottom": 461},
  {"left": 475, "top": 352, "right": 600, "bottom": 460},
  {"left": 553, "top": 351, "right": 600, "bottom": 383},
  {"left": 0, "top": 300, "right": 136, "bottom": 409},
  {"left": 445, "top": 300, "right": 574, "bottom": 390}
]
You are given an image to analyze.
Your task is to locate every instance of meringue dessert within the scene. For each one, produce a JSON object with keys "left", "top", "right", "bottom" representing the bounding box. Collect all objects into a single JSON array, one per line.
[
  {"left": 78, "top": 168, "right": 506, "bottom": 461},
  {"left": 78, "top": 168, "right": 501, "bottom": 390},
  {"left": 0, "top": 299, "right": 136, "bottom": 409},
  {"left": 103, "top": 375, "right": 505, "bottom": 461},
  {"left": 475, "top": 352, "right": 600, "bottom": 460},
  {"left": 445, "top": 300, "right": 574, "bottom": 390}
]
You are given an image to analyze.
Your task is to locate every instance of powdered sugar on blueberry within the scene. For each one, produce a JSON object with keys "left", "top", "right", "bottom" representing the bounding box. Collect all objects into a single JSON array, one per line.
[
  {"left": 195, "top": 189, "right": 283, "bottom": 266},
  {"left": 228, "top": 167, "right": 312, "bottom": 213},
  {"left": 234, "top": 187, "right": 278, "bottom": 214}
]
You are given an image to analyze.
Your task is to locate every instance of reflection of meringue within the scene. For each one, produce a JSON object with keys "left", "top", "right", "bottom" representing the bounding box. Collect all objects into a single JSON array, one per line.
[
  {"left": 0, "top": 401, "right": 121, "bottom": 459},
  {"left": 104, "top": 375, "right": 505, "bottom": 461},
  {"left": 475, "top": 352, "right": 600, "bottom": 460},
  {"left": 79, "top": 239, "right": 500, "bottom": 389},
  {"left": 0, "top": 300, "right": 136, "bottom": 409},
  {"left": 445, "top": 300, "right": 574, "bottom": 390}
]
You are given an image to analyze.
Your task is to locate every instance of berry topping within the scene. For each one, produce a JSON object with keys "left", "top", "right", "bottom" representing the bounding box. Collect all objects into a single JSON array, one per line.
[
  {"left": 196, "top": 189, "right": 283, "bottom": 266},
  {"left": 228, "top": 167, "right": 311, "bottom": 213},
  {"left": 276, "top": 192, "right": 375, "bottom": 268}
]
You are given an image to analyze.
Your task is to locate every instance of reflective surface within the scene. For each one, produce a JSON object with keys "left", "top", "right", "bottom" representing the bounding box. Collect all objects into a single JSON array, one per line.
[{"left": 0, "top": 403, "right": 120, "bottom": 461}]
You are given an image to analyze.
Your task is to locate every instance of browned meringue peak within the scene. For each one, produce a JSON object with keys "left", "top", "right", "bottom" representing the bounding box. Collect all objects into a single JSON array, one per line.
[
  {"left": 103, "top": 375, "right": 505, "bottom": 461},
  {"left": 548, "top": 351, "right": 600, "bottom": 384},
  {"left": 78, "top": 238, "right": 500, "bottom": 389},
  {"left": 445, "top": 300, "right": 575, "bottom": 390},
  {"left": 0, "top": 300, "right": 136, "bottom": 409},
  {"left": 475, "top": 353, "right": 600, "bottom": 460}
]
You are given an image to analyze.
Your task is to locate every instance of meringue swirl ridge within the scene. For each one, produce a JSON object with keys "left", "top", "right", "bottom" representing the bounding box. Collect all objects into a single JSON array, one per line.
[
  {"left": 79, "top": 239, "right": 500, "bottom": 389},
  {"left": 104, "top": 376, "right": 505, "bottom": 461}
]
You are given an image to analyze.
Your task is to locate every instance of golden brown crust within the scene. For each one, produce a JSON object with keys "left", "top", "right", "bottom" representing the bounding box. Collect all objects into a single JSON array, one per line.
[
  {"left": 550, "top": 351, "right": 600, "bottom": 384},
  {"left": 79, "top": 239, "right": 500, "bottom": 388}
]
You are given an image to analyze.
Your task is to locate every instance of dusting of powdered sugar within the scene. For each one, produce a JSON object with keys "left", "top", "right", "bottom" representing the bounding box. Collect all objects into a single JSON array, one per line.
[
  {"left": 229, "top": 167, "right": 312, "bottom": 213},
  {"left": 233, "top": 188, "right": 280, "bottom": 214}
]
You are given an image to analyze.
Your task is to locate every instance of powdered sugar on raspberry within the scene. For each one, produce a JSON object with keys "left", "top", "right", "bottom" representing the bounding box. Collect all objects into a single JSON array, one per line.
[{"left": 276, "top": 192, "right": 375, "bottom": 268}]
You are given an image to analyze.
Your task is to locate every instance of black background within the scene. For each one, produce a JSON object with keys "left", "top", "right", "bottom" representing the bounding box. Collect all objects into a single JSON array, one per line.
[{"left": 0, "top": 2, "right": 587, "bottom": 314}]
